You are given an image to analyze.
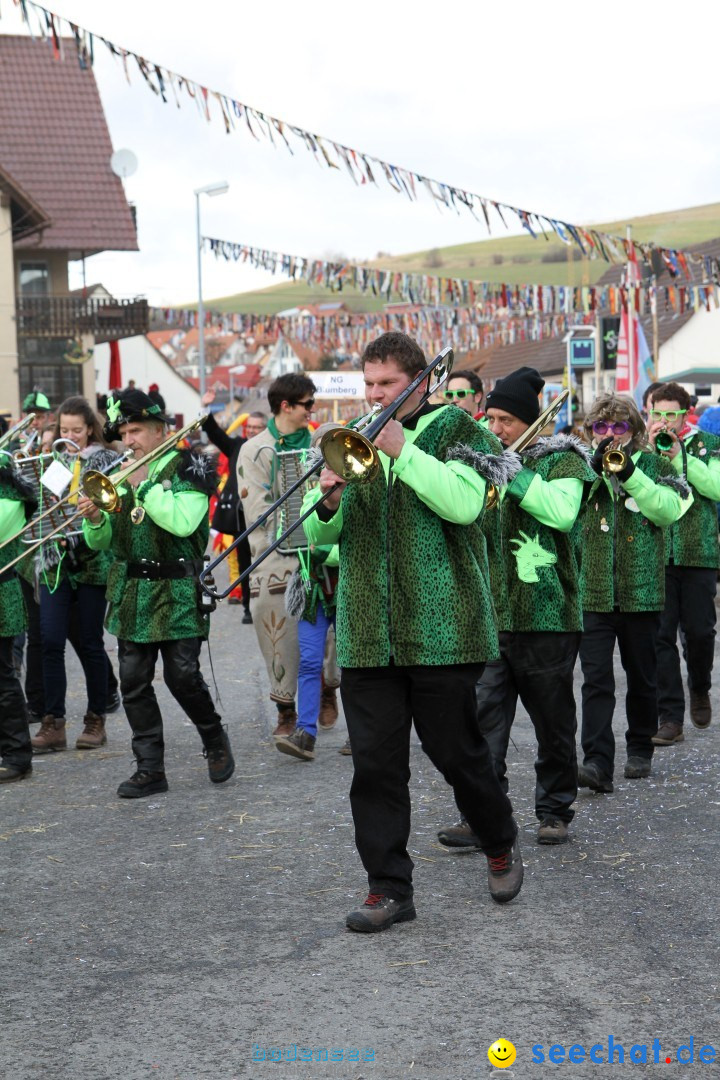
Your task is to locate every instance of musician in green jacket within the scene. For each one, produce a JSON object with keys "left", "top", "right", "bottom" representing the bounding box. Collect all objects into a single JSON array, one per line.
[
  {"left": 0, "top": 463, "right": 36, "bottom": 782},
  {"left": 305, "top": 332, "right": 524, "bottom": 932},
  {"left": 578, "top": 393, "right": 691, "bottom": 793},
  {"left": 79, "top": 389, "right": 234, "bottom": 799},
  {"left": 647, "top": 382, "right": 720, "bottom": 743}
]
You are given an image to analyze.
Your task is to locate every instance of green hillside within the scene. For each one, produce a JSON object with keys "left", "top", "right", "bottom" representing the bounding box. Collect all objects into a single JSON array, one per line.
[{"left": 203, "top": 201, "right": 720, "bottom": 316}]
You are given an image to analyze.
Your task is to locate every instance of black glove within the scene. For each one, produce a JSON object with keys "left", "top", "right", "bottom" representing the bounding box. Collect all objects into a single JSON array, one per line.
[
  {"left": 616, "top": 454, "right": 636, "bottom": 483},
  {"left": 590, "top": 436, "right": 613, "bottom": 476}
]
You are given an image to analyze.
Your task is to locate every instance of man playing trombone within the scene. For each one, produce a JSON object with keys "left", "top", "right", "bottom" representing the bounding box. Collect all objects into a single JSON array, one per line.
[
  {"left": 78, "top": 388, "right": 234, "bottom": 798},
  {"left": 304, "top": 332, "right": 524, "bottom": 932}
]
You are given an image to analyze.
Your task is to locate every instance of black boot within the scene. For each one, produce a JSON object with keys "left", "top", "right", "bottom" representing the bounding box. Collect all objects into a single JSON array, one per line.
[{"left": 202, "top": 726, "right": 235, "bottom": 784}]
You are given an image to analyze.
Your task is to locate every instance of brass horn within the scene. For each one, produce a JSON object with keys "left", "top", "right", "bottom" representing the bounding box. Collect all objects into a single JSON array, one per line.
[
  {"left": 486, "top": 388, "right": 570, "bottom": 509},
  {"left": 602, "top": 446, "right": 628, "bottom": 474}
]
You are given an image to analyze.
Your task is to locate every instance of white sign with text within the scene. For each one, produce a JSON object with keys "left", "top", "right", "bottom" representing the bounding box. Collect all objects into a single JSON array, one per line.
[{"left": 312, "top": 372, "right": 365, "bottom": 399}]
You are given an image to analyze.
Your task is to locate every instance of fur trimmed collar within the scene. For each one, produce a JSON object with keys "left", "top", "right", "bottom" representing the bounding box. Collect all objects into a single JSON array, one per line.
[
  {"left": 522, "top": 433, "right": 592, "bottom": 464},
  {"left": 446, "top": 445, "right": 523, "bottom": 488},
  {"left": 657, "top": 473, "right": 692, "bottom": 500}
]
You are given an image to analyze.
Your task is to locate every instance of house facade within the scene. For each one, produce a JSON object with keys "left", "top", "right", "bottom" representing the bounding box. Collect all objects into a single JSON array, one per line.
[{"left": 0, "top": 35, "right": 147, "bottom": 417}]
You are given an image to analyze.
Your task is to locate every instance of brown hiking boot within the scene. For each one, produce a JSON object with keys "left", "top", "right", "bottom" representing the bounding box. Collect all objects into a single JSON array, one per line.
[
  {"left": 76, "top": 712, "right": 107, "bottom": 750},
  {"left": 338, "top": 737, "right": 352, "bottom": 756},
  {"left": 31, "top": 716, "right": 67, "bottom": 754},
  {"left": 537, "top": 817, "right": 569, "bottom": 845},
  {"left": 276, "top": 729, "right": 316, "bottom": 761},
  {"left": 487, "top": 837, "right": 524, "bottom": 904},
  {"left": 652, "top": 720, "right": 685, "bottom": 746},
  {"left": 346, "top": 893, "right": 416, "bottom": 933},
  {"left": 272, "top": 705, "right": 297, "bottom": 740},
  {"left": 690, "top": 691, "right": 711, "bottom": 730},
  {"left": 437, "top": 819, "right": 481, "bottom": 849},
  {"left": 318, "top": 685, "right": 339, "bottom": 730}
]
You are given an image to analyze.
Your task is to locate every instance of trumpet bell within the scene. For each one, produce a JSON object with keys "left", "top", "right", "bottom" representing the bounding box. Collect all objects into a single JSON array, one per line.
[
  {"left": 656, "top": 431, "right": 674, "bottom": 453},
  {"left": 603, "top": 448, "right": 628, "bottom": 474},
  {"left": 82, "top": 470, "right": 121, "bottom": 512},
  {"left": 320, "top": 427, "right": 380, "bottom": 484}
]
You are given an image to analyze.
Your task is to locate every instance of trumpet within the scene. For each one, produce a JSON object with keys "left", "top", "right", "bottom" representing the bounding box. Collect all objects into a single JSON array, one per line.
[
  {"left": 602, "top": 446, "right": 628, "bottom": 473},
  {"left": 655, "top": 429, "right": 675, "bottom": 454},
  {"left": 199, "top": 346, "right": 454, "bottom": 599},
  {"left": 0, "top": 417, "right": 206, "bottom": 576}
]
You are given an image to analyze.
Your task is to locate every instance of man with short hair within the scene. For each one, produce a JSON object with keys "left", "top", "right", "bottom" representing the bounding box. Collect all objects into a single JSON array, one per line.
[
  {"left": 79, "top": 388, "right": 234, "bottom": 798},
  {"left": 305, "top": 331, "right": 523, "bottom": 931},
  {"left": 648, "top": 382, "right": 720, "bottom": 743},
  {"left": 438, "top": 366, "right": 596, "bottom": 848},
  {"left": 238, "top": 374, "right": 339, "bottom": 736},
  {"left": 442, "top": 369, "right": 485, "bottom": 421}
]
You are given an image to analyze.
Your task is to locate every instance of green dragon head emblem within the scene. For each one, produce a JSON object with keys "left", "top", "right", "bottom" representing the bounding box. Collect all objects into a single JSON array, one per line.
[{"left": 510, "top": 530, "right": 557, "bottom": 584}]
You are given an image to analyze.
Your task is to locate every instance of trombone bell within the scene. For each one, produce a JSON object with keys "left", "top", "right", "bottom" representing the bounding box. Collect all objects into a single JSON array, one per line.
[
  {"left": 82, "top": 471, "right": 121, "bottom": 512},
  {"left": 320, "top": 427, "right": 380, "bottom": 484}
]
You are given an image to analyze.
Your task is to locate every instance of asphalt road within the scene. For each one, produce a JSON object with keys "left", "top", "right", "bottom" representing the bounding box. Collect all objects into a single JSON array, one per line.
[{"left": 2, "top": 582, "right": 719, "bottom": 1080}]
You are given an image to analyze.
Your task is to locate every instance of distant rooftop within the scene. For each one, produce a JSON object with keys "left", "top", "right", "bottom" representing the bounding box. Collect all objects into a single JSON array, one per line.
[{"left": 0, "top": 35, "right": 138, "bottom": 256}]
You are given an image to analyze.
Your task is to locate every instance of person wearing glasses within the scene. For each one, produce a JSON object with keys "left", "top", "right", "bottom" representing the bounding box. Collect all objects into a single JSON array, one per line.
[
  {"left": 442, "top": 370, "right": 486, "bottom": 424},
  {"left": 578, "top": 394, "right": 691, "bottom": 794},
  {"left": 647, "top": 383, "right": 720, "bottom": 744},
  {"left": 238, "top": 374, "right": 340, "bottom": 739},
  {"left": 438, "top": 366, "right": 596, "bottom": 849}
]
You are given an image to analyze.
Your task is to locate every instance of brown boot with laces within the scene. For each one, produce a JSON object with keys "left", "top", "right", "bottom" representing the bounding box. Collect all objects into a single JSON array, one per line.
[
  {"left": 31, "top": 716, "right": 67, "bottom": 754},
  {"left": 76, "top": 712, "right": 107, "bottom": 750},
  {"left": 318, "top": 684, "right": 339, "bottom": 730}
]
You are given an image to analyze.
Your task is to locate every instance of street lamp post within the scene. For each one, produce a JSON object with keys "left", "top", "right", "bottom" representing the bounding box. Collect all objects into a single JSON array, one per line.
[{"left": 194, "top": 181, "right": 229, "bottom": 401}]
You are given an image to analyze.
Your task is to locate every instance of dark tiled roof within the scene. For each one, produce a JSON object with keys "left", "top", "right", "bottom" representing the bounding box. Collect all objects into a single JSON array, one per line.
[{"left": 1, "top": 35, "right": 138, "bottom": 255}]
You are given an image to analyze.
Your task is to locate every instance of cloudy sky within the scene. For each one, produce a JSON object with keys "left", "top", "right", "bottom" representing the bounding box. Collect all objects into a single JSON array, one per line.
[{"left": 4, "top": 0, "right": 719, "bottom": 305}]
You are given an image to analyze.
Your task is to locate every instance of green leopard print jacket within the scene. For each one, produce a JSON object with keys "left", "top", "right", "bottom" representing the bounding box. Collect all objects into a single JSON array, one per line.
[
  {"left": 492, "top": 434, "right": 596, "bottom": 633},
  {"left": 581, "top": 450, "right": 689, "bottom": 613},
  {"left": 665, "top": 430, "right": 720, "bottom": 569},
  {"left": 101, "top": 451, "right": 214, "bottom": 643},
  {"left": 0, "top": 467, "right": 36, "bottom": 635},
  {"left": 329, "top": 407, "right": 518, "bottom": 667}
]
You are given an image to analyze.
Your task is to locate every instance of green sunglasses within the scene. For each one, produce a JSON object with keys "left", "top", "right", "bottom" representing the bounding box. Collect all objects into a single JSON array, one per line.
[
  {"left": 649, "top": 409, "right": 687, "bottom": 422},
  {"left": 443, "top": 389, "right": 476, "bottom": 401}
]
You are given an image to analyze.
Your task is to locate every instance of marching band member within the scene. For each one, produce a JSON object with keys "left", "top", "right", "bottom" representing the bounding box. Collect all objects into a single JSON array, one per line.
[
  {"left": 305, "top": 332, "right": 523, "bottom": 932},
  {"left": 238, "top": 374, "right": 339, "bottom": 738},
  {"left": 79, "top": 388, "right": 234, "bottom": 798},
  {"left": 578, "top": 393, "right": 691, "bottom": 793},
  {"left": 438, "top": 367, "right": 595, "bottom": 848},
  {"left": 31, "top": 397, "right": 120, "bottom": 753},
  {"left": 647, "top": 382, "right": 720, "bottom": 743},
  {"left": 0, "top": 458, "right": 36, "bottom": 783}
]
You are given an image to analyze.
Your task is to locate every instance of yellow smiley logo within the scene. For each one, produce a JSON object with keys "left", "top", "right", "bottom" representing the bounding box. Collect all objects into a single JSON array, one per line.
[{"left": 488, "top": 1039, "right": 517, "bottom": 1068}]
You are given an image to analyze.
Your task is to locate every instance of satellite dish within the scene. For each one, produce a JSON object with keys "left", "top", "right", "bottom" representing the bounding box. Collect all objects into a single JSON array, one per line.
[{"left": 110, "top": 149, "right": 138, "bottom": 179}]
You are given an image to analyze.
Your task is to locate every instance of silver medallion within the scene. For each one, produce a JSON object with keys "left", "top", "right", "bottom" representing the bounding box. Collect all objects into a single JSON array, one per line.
[{"left": 130, "top": 506, "right": 146, "bottom": 525}]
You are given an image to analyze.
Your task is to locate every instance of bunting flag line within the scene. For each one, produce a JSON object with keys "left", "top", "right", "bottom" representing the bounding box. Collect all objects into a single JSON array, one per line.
[
  {"left": 11, "top": 0, "right": 714, "bottom": 279},
  {"left": 203, "top": 236, "right": 720, "bottom": 318},
  {"left": 149, "top": 303, "right": 593, "bottom": 357}
]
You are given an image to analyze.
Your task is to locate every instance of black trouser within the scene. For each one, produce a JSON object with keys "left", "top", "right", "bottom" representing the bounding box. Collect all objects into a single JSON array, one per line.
[
  {"left": 118, "top": 637, "right": 222, "bottom": 772},
  {"left": 657, "top": 564, "right": 717, "bottom": 726},
  {"left": 477, "top": 631, "right": 581, "bottom": 824},
  {"left": 40, "top": 580, "right": 108, "bottom": 718},
  {"left": 340, "top": 662, "right": 516, "bottom": 900},
  {"left": 18, "top": 577, "right": 118, "bottom": 717},
  {"left": 237, "top": 533, "right": 251, "bottom": 611},
  {"left": 580, "top": 610, "right": 660, "bottom": 780},
  {"left": 0, "top": 636, "right": 31, "bottom": 770}
]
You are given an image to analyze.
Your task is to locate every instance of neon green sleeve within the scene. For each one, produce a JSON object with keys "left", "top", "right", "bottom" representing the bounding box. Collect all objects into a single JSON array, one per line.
[
  {"left": 141, "top": 486, "right": 209, "bottom": 537},
  {"left": 622, "top": 467, "right": 692, "bottom": 526},
  {"left": 507, "top": 472, "right": 584, "bottom": 533},
  {"left": 0, "top": 499, "right": 26, "bottom": 539},
  {"left": 674, "top": 452, "right": 720, "bottom": 501},
  {"left": 82, "top": 513, "right": 112, "bottom": 549},
  {"left": 391, "top": 442, "right": 487, "bottom": 524},
  {"left": 301, "top": 487, "right": 344, "bottom": 546}
]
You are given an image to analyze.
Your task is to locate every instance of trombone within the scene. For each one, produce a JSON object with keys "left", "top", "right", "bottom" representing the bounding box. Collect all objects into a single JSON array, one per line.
[
  {"left": 0, "top": 416, "right": 207, "bottom": 575},
  {"left": 199, "top": 346, "right": 454, "bottom": 599},
  {"left": 0, "top": 413, "right": 36, "bottom": 455}
]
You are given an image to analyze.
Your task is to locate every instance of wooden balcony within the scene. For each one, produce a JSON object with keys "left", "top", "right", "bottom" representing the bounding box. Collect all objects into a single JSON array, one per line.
[{"left": 16, "top": 295, "right": 149, "bottom": 343}]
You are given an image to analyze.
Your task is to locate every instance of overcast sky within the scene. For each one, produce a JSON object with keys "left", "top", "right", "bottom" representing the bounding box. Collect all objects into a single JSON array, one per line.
[{"left": 4, "top": 0, "right": 720, "bottom": 306}]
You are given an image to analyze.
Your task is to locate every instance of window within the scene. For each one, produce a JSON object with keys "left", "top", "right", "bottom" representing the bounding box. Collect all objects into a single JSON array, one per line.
[
  {"left": 18, "top": 338, "right": 82, "bottom": 405},
  {"left": 19, "top": 262, "right": 49, "bottom": 296}
]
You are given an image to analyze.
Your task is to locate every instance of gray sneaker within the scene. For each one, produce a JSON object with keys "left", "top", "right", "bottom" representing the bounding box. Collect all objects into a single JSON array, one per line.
[{"left": 276, "top": 729, "right": 316, "bottom": 761}]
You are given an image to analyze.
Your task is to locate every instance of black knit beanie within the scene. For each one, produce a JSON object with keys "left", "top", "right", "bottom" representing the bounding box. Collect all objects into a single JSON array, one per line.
[{"left": 485, "top": 367, "right": 545, "bottom": 426}]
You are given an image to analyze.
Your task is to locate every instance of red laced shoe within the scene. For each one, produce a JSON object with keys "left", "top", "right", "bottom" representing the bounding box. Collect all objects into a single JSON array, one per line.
[
  {"left": 486, "top": 837, "right": 524, "bottom": 904},
  {"left": 345, "top": 892, "right": 417, "bottom": 933}
]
